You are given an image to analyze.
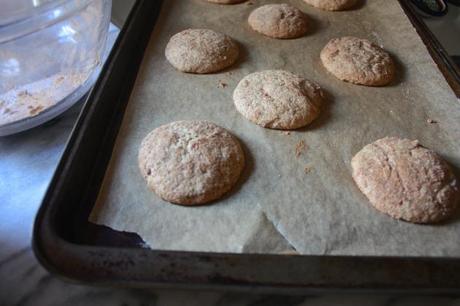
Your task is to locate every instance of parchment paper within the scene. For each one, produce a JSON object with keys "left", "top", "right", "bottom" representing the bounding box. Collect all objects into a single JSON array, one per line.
[{"left": 90, "top": 0, "right": 460, "bottom": 256}]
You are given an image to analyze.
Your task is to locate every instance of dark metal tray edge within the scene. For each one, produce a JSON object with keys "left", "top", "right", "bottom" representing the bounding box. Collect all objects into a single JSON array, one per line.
[
  {"left": 32, "top": 0, "right": 460, "bottom": 293},
  {"left": 399, "top": 0, "right": 460, "bottom": 97}
]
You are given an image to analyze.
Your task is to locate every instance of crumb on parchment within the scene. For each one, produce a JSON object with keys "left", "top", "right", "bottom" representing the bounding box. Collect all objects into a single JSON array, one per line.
[
  {"left": 304, "top": 165, "right": 312, "bottom": 174},
  {"left": 427, "top": 118, "right": 438, "bottom": 124},
  {"left": 218, "top": 80, "right": 228, "bottom": 88},
  {"left": 295, "top": 140, "right": 306, "bottom": 157}
]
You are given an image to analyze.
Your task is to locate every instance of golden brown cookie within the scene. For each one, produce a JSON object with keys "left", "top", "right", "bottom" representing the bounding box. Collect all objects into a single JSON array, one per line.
[
  {"left": 138, "top": 121, "right": 245, "bottom": 205},
  {"left": 320, "top": 36, "right": 395, "bottom": 86},
  {"left": 248, "top": 4, "right": 309, "bottom": 39},
  {"left": 165, "top": 29, "right": 239, "bottom": 74},
  {"left": 303, "top": 0, "right": 357, "bottom": 11},
  {"left": 233, "top": 70, "right": 323, "bottom": 130},
  {"left": 352, "top": 137, "right": 459, "bottom": 223}
]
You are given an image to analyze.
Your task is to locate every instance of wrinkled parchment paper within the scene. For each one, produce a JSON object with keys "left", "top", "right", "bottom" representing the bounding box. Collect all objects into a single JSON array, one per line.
[{"left": 90, "top": 0, "right": 460, "bottom": 256}]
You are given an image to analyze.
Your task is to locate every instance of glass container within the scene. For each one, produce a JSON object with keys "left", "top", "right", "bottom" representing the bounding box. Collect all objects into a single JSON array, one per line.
[{"left": 0, "top": 0, "right": 112, "bottom": 136}]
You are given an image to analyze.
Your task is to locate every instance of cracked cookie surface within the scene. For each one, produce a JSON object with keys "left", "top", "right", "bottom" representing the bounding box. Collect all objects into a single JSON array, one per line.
[
  {"left": 351, "top": 137, "right": 459, "bottom": 223},
  {"left": 138, "top": 121, "right": 245, "bottom": 205},
  {"left": 248, "top": 4, "right": 309, "bottom": 39},
  {"left": 165, "top": 29, "right": 239, "bottom": 74},
  {"left": 303, "top": 0, "right": 357, "bottom": 11},
  {"left": 321, "top": 36, "right": 395, "bottom": 86},
  {"left": 233, "top": 70, "right": 324, "bottom": 130}
]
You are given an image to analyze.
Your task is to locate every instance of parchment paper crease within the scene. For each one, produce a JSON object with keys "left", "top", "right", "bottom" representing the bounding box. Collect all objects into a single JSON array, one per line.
[{"left": 90, "top": 0, "right": 460, "bottom": 256}]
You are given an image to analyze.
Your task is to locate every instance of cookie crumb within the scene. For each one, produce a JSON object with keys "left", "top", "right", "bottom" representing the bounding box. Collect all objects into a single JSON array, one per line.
[
  {"left": 55, "top": 76, "right": 65, "bottom": 84},
  {"left": 18, "top": 90, "right": 30, "bottom": 97},
  {"left": 283, "top": 131, "right": 291, "bottom": 136},
  {"left": 304, "top": 166, "right": 312, "bottom": 174},
  {"left": 28, "top": 105, "right": 44, "bottom": 116},
  {"left": 427, "top": 118, "right": 438, "bottom": 124},
  {"left": 295, "top": 140, "right": 306, "bottom": 157},
  {"left": 218, "top": 80, "right": 228, "bottom": 88}
]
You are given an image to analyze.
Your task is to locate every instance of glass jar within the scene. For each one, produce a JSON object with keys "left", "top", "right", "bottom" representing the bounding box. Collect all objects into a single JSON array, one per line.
[{"left": 0, "top": 0, "right": 112, "bottom": 136}]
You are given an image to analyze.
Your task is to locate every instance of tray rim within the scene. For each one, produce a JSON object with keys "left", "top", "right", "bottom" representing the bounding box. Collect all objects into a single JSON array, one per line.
[{"left": 33, "top": 0, "right": 460, "bottom": 292}]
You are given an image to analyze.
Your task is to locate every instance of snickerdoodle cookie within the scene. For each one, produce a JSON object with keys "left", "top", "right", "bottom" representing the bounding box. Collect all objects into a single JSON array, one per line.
[
  {"left": 303, "top": 0, "right": 358, "bottom": 11},
  {"left": 351, "top": 137, "right": 459, "bottom": 223},
  {"left": 248, "top": 4, "right": 309, "bottom": 39},
  {"left": 233, "top": 70, "right": 324, "bottom": 130},
  {"left": 165, "top": 29, "right": 239, "bottom": 73},
  {"left": 139, "top": 121, "right": 245, "bottom": 205},
  {"left": 320, "top": 36, "right": 395, "bottom": 86}
]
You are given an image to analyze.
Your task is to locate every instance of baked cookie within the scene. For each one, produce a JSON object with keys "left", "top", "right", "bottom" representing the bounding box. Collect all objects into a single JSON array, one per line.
[
  {"left": 138, "top": 121, "right": 245, "bottom": 205},
  {"left": 303, "top": 0, "right": 358, "bottom": 11},
  {"left": 351, "top": 137, "right": 459, "bottom": 223},
  {"left": 320, "top": 36, "right": 395, "bottom": 86},
  {"left": 248, "top": 4, "right": 309, "bottom": 39},
  {"left": 165, "top": 29, "right": 239, "bottom": 74},
  {"left": 233, "top": 70, "right": 323, "bottom": 130},
  {"left": 206, "top": 0, "right": 246, "bottom": 3}
]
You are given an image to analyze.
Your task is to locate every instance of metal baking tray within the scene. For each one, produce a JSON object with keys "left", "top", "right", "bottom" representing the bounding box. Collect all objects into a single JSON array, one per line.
[{"left": 33, "top": 0, "right": 460, "bottom": 292}]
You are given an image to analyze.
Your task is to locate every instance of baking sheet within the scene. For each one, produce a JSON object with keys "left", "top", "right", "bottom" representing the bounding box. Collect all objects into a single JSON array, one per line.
[{"left": 90, "top": 0, "right": 460, "bottom": 256}]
